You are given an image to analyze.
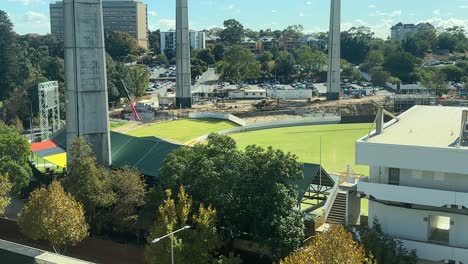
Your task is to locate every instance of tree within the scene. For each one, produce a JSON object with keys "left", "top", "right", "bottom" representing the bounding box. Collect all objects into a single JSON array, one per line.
[
  {"left": 282, "top": 25, "right": 304, "bottom": 39},
  {"left": 212, "top": 44, "right": 225, "bottom": 62},
  {"left": 148, "top": 30, "right": 161, "bottom": 54},
  {"left": 281, "top": 225, "right": 368, "bottom": 264},
  {"left": 18, "top": 180, "right": 89, "bottom": 253},
  {"left": 258, "top": 51, "right": 275, "bottom": 79},
  {"left": 219, "top": 19, "right": 244, "bottom": 45},
  {"left": 358, "top": 219, "right": 418, "bottom": 264},
  {"left": 295, "top": 46, "right": 326, "bottom": 77},
  {"left": 191, "top": 58, "right": 208, "bottom": 80},
  {"left": 361, "top": 50, "right": 384, "bottom": 72},
  {"left": 0, "top": 122, "right": 32, "bottom": 195},
  {"left": 145, "top": 186, "right": 224, "bottom": 264},
  {"left": 371, "top": 69, "right": 391, "bottom": 87},
  {"left": 123, "top": 65, "right": 150, "bottom": 97},
  {"left": 403, "top": 30, "right": 437, "bottom": 57},
  {"left": 0, "top": 11, "right": 18, "bottom": 100},
  {"left": 341, "top": 27, "right": 373, "bottom": 65},
  {"left": 382, "top": 52, "right": 420, "bottom": 83},
  {"left": 154, "top": 54, "right": 168, "bottom": 65},
  {"left": 0, "top": 174, "right": 12, "bottom": 216},
  {"left": 419, "top": 69, "right": 448, "bottom": 94},
  {"left": 159, "top": 134, "right": 304, "bottom": 259},
  {"left": 196, "top": 48, "right": 215, "bottom": 65},
  {"left": 62, "top": 137, "right": 115, "bottom": 232},
  {"left": 105, "top": 32, "right": 139, "bottom": 61},
  {"left": 439, "top": 65, "right": 464, "bottom": 82},
  {"left": 110, "top": 168, "right": 146, "bottom": 230},
  {"left": 216, "top": 46, "right": 260, "bottom": 83},
  {"left": 276, "top": 51, "right": 296, "bottom": 81}
]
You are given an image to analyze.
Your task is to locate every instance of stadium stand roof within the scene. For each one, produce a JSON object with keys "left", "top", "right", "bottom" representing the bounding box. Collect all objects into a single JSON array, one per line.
[
  {"left": 51, "top": 130, "right": 182, "bottom": 178},
  {"left": 290, "top": 163, "right": 335, "bottom": 205}
]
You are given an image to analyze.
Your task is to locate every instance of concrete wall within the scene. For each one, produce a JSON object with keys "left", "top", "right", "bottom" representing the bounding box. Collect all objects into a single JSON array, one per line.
[
  {"left": 369, "top": 201, "right": 468, "bottom": 249},
  {"left": 266, "top": 89, "right": 313, "bottom": 99},
  {"left": 188, "top": 112, "right": 246, "bottom": 126}
]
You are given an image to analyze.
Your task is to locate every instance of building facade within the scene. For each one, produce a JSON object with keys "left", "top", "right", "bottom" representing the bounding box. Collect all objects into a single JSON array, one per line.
[
  {"left": 160, "top": 30, "right": 206, "bottom": 57},
  {"left": 50, "top": 0, "right": 148, "bottom": 49},
  {"left": 390, "top": 22, "right": 435, "bottom": 41},
  {"left": 356, "top": 105, "right": 468, "bottom": 263}
]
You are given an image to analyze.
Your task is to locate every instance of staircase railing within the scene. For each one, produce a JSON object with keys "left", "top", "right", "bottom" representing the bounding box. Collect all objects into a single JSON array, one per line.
[{"left": 322, "top": 180, "right": 340, "bottom": 222}]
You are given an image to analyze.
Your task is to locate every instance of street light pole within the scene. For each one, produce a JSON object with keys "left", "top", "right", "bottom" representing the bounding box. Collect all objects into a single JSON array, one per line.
[{"left": 151, "top": 225, "right": 190, "bottom": 264}]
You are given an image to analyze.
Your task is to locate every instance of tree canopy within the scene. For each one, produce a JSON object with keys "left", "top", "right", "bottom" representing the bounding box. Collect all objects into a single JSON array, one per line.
[
  {"left": 219, "top": 19, "right": 244, "bottom": 45},
  {"left": 216, "top": 45, "right": 260, "bottom": 83},
  {"left": 105, "top": 31, "right": 140, "bottom": 61},
  {"left": 18, "top": 180, "right": 89, "bottom": 253},
  {"left": 159, "top": 134, "right": 304, "bottom": 258}
]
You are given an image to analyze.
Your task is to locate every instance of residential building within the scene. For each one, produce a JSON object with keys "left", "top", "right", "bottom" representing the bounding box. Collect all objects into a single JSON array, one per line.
[
  {"left": 241, "top": 37, "right": 259, "bottom": 54},
  {"left": 278, "top": 37, "right": 299, "bottom": 53},
  {"left": 356, "top": 105, "right": 468, "bottom": 263},
  {"left": 50, "top": 0, "right": 148, "bottom": 49},
  {"left": 160, "top": 30, "right": 206, "bottom": 57},
  {"left": 299, "top": 35, "right": 327, "bottom": 50},
  {"left": 390, "top": 22, "right": 435, "bottom": 41},
  {"left": 258, "top": 36, "right": 277, "bottom": 52}
]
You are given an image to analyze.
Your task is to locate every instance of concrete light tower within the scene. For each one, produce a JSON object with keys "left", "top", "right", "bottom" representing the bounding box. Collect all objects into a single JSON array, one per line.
[
  {"left": 327, "top": 0, "right": 341, "bottom": 101},
  {"left": 176, "top": 0, "right": 192, "bottom": 108},
  {"left": 64, "top": 0, "right": 111, "bottom": 166}
]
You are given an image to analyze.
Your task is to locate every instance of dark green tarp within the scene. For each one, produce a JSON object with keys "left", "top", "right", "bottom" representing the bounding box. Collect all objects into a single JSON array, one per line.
[{"left": 52, "top": 130, "right": 182, "bottom": 178}]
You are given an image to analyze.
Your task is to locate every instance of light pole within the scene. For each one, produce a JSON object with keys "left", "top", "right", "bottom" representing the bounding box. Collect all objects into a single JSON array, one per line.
[{"left": 151, "top": 225, "right": 190, "bottom": 264}]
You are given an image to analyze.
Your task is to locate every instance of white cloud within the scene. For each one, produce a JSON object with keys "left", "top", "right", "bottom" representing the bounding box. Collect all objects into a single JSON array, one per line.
[
  {"left": 433, "top": 9, "right": 441, "bottom": 15},
  {"left": 271, "top": 10, "right": 277, "bottom": 13},
  {"left": 389, "top": 10, "right": 402, "bottom": 17},
  {"left": 21, "top": 11, "right": 48, "bottom": 25},
  {"left": 460, "top": 5, "right": 468, "bottom": 9},
  {"left": 306, "top": 1, "right": 312, "bottom": 5},
  {"left": 299, "top": 13, "right": 305, "bottom": 17},
  {"left": 8, "top": 0, "right": 43, "bottom": 5},
  {"left": 12, "top": 11, "right": 49, "bottom": 34},
  {"left": 419, "top": 17, "right": 468, "bottom": 31},
  {"left": 148, "top": 11, "right": 158, "bottom": 17},
  {"left": 158, "top": 19, "right": 176, "bottom": 30},
  {"left": 368, "top": 4, "right": 376, "bottom": 8}
]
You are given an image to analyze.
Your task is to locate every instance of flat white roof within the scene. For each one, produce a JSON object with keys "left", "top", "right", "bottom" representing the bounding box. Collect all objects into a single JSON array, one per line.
[{"left": 364, "top": 105, "right": 468, "bottom": 149}]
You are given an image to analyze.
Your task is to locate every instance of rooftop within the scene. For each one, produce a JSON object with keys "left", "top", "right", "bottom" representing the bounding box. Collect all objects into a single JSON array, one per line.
[{"left": 363, "top": 105, "right": 468, "bottom": 149}]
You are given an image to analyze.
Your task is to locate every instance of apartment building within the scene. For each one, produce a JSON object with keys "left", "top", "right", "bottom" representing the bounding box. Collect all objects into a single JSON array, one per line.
[
  {"left": 50, "top": 0, "right": 148, "bottom": 49},
  {"left": 241, "top": 37, "right": 258, "bottom": 54},
  {"left": 258, "top": 36, "right": 277, "bottom": 52},
  {"left": 160, "top": 31, "right": 206, "bottom": 57},
  {"left": 356, "top": 105, "right": 468, "bottom": 263},
  {"left": 390, "top": 22, "right": 434, "bottom": 41}
]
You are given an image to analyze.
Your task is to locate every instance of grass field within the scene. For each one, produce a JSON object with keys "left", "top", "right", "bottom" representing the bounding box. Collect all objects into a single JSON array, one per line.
[
  {"left": 230, "top": 123, "right": 372, "bottom": 176},
  {"left": 110, "top": 121, "right": 129, "bottom": 130},
  {"left": 125, "top": 118, "right": 237, "bottom": 144}
]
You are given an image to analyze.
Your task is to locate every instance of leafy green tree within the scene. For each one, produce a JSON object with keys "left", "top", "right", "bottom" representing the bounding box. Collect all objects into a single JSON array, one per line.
[
  {"left": 282, "top": 25, "right": 304, "bottom": 39},
  {"left": 358, "top": 218, "right": 417, "bottom": 264},
  {"left": 18, "top": 180, "right": 89, "bottom": 254},
  {"left": 145, "top": 186, "right": 224, "bottom": 264},
  {"left": 295, "top": 46, "right": 326, "bottom": 77},
  {"left": 159, "top": 134, "right": 305, "bottom": 259},
  {"left": 341, "top": 26, "right": 374, "bottom": 65},
  {"left": 216, "top": 45, "right": 260, "bottom": 83},
  {"left": 276, "top": 51, "right": 296, "bottom": 81},
  {"left": 439, "top": 65, "right": 464, "bottom": 82},
  {"left": 44, "top": 57, "right": 65, "bottom": 82},
  {"left": 219, "top": 19, "right": 244, "bottom": 45},
  {"left": 62, "top": 137, "right": 115, "bottom": 232},
  {"left": 148, "top": 29, "right": 161, "bottom": 54},
  {"left": 281, "top": 225, "right": 369, "bottom": 264},
  {"left": 362, "top": 50, "right": 384, "bottom": 72},
  {"left": 0, "top": 174, "right": 12, "bottom": 216},
  {"left": 456, "top": 60, "right": 468, "bottom": 75},
  {"left": 419, "top": 69, "right": 448, "bottom": 94},
  {"left": 196, "top": 48, "right": 215, "bottom": 65},
  {"left": 110, "top": 168, "right": 146, "bottom": 230},
  {"left": 191, "top": 58, "right": 208, "bottom": 80},
  {"left": 371, "top": 69, "right": 391, "bottom": 87},
  {"left": 105, "top": 31, "right": 139, "bottom": 61},
  {"left": 123, "top": 65, "right": 150, "bottom": 97},
  {"left": 403, "top": 30, "right": 437, "bottom": 57},
  {"left": 212, "top": 44, "right": 225, "bottom": 62},
  {"left": 382, "top": 52, "right": 420, "bottom": 83},
  {"left": 154, "top": 54, "right": 168, "bottom": 65},
  {"left": 0, "top": 122, "right": 32, "bottom": 195},
  {"left": 259, "top": 51, "right": 275, "bottom": 79},
  {"left": 0, "top": 11, "right": 19, "bottom": 100}
]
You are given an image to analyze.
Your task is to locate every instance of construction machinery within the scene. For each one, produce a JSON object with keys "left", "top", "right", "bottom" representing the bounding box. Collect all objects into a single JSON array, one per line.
[{"left": 120, "top": 79, "right": 141, "bottom": 121}]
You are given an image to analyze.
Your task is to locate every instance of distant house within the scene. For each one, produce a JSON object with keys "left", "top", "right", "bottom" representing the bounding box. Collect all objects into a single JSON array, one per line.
[
  {"left": 241, "top": 37, "right": 259, "bottom": 54},
  {"left": 258, "top": 36, "right": 277, "bottom": 53},
  {"left": 278, "top": 37, "right": 300, "bottom": 53},
  {"left": 299, "top": 35, "right": 327, "bottom": 50},
  {"left": 390, "top": 22, "right": 435, "bottom": 41}
]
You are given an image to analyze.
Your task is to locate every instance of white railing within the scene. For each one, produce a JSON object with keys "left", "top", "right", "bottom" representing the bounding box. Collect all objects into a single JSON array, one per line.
[
  {"left": 322, "top": 180, "right": 340, "bottom": 222},
  {"left": 358, "top": 180, "right": 468, "bottom": 208}
]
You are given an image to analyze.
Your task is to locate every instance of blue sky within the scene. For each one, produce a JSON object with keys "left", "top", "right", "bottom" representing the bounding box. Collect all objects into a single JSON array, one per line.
[{"left": 3, "top": 0, "right": 468, "bottom": 39}]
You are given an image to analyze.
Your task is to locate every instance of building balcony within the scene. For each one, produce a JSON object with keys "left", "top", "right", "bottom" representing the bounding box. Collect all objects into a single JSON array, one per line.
[
  {"left": 399, "top": 238, "right": 468, "bottom": 263},
  {"left": 358, "top": 179, "right": 468, "bottom": 208}
]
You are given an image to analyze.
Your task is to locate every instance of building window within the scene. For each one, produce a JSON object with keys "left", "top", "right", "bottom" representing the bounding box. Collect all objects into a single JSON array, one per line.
[
  {"left": 428, "top": 215, "right": 450, "bottom": 243},
  {"left": 388, "top": 168, "right": 400, "bottom": 185}
]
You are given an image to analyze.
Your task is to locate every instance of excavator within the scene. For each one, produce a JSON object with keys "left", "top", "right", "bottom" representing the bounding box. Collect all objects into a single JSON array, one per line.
[{"left": 120, "top": 79, "right": 141, "bottom": 121}]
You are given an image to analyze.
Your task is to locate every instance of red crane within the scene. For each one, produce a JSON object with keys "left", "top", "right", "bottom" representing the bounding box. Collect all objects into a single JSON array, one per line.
[{"left": 120, "top": 79, "right": 141, "bottom": 121}]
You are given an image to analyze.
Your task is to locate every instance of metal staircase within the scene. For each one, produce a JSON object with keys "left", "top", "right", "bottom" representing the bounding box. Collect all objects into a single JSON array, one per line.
[{"left": 325, "top": 192, "right": 347, "bottom": 224}]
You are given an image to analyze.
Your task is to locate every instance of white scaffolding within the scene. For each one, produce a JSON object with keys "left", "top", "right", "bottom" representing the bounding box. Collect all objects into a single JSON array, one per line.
[{"left": 38, "top": 81, "right": 61, "bottom": 141}]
